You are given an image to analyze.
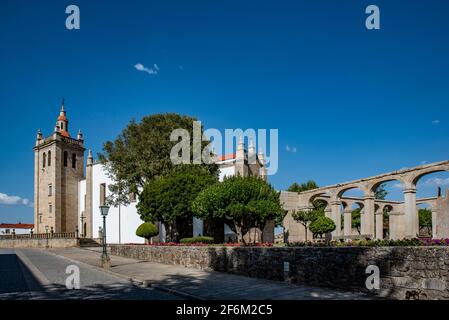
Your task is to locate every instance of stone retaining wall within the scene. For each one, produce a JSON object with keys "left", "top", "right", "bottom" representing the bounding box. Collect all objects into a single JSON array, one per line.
[
  {"left": 110, "top": 245, "right": 449, "bottom": 299},
  {"left": 0, "top": 238, "right": 79, "bottom": 248}
]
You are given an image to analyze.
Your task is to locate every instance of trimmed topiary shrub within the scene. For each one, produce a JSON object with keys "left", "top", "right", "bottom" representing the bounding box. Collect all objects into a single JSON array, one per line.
[
  {"left": 179, "top": 236, "right": 214, "bottom": 244},
  {"left": 136, "top": 222, "right": 159, "bottom": 240},
  {"left": 309, "top": 216, "right": 336, "bottom": 239}
]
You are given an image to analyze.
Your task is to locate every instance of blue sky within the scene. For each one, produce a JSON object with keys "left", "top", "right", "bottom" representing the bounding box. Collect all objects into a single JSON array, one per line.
[{"left": 1, "top": 0, "right": 449, "bottom": 223}]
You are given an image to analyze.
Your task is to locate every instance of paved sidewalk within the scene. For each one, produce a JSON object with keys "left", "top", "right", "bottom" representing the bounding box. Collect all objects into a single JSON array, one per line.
[{"left": 49, "top": 247, "right": 372, "bottom": 300}]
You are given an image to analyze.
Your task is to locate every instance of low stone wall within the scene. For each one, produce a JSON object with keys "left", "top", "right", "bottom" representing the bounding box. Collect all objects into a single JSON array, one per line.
[
  {"left": 110, "top": 245, "right": 449, "bottom": 299},
  {"left": 0, "top": 238, "right": 79, "bottom": 248}
]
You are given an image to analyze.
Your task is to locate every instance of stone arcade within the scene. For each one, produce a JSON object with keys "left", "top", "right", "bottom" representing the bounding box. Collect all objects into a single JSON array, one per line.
[{"left": 281, "top": 162, "right": 449, "bottom": 242}]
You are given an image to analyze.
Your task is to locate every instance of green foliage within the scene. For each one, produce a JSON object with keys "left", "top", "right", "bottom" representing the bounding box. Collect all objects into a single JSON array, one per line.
[
  {"left": 374, "top": 183, "right": 388, "bottom": 200},
  {"left": 137, "top": 165, "right": 218, "bottom": 241},
  {"left": 419, "top": 208, "right": 432, "bottom": 235},
  {"left": 351, "top": 208, "right": 362, "bottom": 234},
  {"left": 287, "top": 180, "right": 319, "bottom": 193},
  {"left": 98, "top": 113, "right": 218, "bottom": 206},
  {"left": 180, "top": 236, "right": 214, "bottom": 244},
  {"left": 419, "top": 208, "right": 432, "bottom": 227},
  {"left": 292, "top": 203, "right": 324, "bottom": 241},
  {"left": 192, "top": 175, "right": 285, "bottom": 244},
  {"left": 309, "top": 216, "right": 336, "bottom": 238},
  {"left": 136, "top": 222, "right": 159, "bottom": 240}
]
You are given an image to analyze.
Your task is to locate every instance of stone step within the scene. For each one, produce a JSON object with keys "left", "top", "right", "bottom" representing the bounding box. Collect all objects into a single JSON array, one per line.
[{"left": 78, "top": 238, "right": 101, "bottom": 247}]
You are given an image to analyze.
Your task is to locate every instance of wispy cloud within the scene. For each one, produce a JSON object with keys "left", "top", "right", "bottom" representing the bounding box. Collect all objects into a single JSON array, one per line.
[
  {"left": 134, "top": 63, "right": 159, "bottom": 75},
  {"left": 432, "top": 120, "right": 440, "bottom": 125},
  {"left": 392, "top": 183, "right": 404, "bottom": 189},
  {"left": 285, "top": 145, "right": 297, "bottom": 153},
  {"left": 420, "top": 160, "right": 427, "bottom": 165},
  {"left": 0, "top": 192, "right": 33, "bottom": 207},
  {"left": 425, "top": 177, "right": 449, "bottom": 187}
]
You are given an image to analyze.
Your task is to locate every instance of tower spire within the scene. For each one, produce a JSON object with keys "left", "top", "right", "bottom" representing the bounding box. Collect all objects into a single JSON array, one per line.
[{"left": 56, "top": 99, "right": 70, "bottom": 137}]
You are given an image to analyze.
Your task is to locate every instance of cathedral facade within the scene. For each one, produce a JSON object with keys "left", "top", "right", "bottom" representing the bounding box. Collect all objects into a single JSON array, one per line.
[{"left": 34, "top": 105, "right": 271, "bottom": 243}]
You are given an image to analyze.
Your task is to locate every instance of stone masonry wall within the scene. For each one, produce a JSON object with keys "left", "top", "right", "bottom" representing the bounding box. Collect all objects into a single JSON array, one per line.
[
  {"left": 110, "top": 245, "right": 449, "bottom": 299},
  {"left": 0, "top": 238, "right": 79, "bottom": 249}
]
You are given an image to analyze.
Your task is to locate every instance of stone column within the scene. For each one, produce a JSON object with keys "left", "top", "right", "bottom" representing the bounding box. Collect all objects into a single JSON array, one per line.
[
  {"left": 375, "top": 211, "right": 383, "bottom": 239},
  {"left": 363, "top": 195, "right": 375, "bottom": 238},
  {"left": 343, "top": 207, "right": 352, "bottom": 237},
  {"left": 403, "top": 188, "right": 418, "bottom": 238},
  {"left": 330, "top": 201, "right": 342, "bottom": 238}
]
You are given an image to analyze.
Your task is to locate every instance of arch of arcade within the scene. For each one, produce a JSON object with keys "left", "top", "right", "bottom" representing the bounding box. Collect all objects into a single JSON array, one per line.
[{"left": 281, "top": 160, "right": 449, "bottom": 242}]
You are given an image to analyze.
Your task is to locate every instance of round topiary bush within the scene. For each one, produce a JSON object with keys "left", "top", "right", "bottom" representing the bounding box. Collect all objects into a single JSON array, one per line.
[
  {"left": 136, "top": 222, "right": 159, "bottom": 240},
  {"left": 309, "top": 216, "right": 336, "bottom": 238}
]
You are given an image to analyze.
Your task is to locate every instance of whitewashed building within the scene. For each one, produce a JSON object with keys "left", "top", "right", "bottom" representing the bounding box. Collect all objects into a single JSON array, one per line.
[{"left": 0, "top": 223, "right": 34, "bottom": 236}]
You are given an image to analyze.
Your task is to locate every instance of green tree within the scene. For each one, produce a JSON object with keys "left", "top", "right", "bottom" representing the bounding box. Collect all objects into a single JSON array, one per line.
[
  {"left": 292, "top": 209, "right": 319, "bottom": 241},
  {"left": 309, "top": 216, "right": 336, "bottom": 240},
  {"left": 374, "top": 183, "right": 388, "bottom": 200},
  {"left": 98, "top": 113, "right": 218, "bottom": 206},
  {"left": 136, "top": 222, "right": 159, "bottom": 241},
  {"left": 351, "top": 208, "right": 362, "bottom": 234},
  {"left": 137, "top": 165, "right": 218, "bottom": 242},
  {"left": 287, "top": 180, "right": 319, "bottom": 193},
  {"left": 418, "top": 208, "right": 432, "bottom": 236},
  {"left": 192, "top": 176, "right": 285, "bottom": 244}
]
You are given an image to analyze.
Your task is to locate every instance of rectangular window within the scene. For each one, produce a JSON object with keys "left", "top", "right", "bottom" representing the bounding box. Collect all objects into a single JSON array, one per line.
[
  {"left": 48, "top": 184, "right": 52, "bottom": 196},
  {"left": 64, "top": 152, "right": 68, "bottom": 167},
  {"left": 39, "top": 215, "right": 42, "bottom": 223},
  {"left": 100, "top": 183, "right": 106, "bottom": 206},
  {"left": 72, "top": 154, "right": 76, "bottom": 169},
  {"left": 49, "top": 203, "right": 52, "bottom": 214}
]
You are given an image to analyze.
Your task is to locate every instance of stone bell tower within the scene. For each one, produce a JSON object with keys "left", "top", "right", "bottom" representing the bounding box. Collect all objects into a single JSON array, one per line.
[{"left": 33, "top": 100, "right": 85, "bottom": 233}]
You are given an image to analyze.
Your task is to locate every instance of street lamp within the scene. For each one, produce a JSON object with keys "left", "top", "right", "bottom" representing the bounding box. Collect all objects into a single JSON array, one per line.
[
  {"left": 99, "top": 205, "right": 110, "bottom": 268},
  {"left": 45, "top": 225, "right": 49, "bottom": 249},
  {"left": 80, "top": 212, "right": 85, "bottom": 238}
]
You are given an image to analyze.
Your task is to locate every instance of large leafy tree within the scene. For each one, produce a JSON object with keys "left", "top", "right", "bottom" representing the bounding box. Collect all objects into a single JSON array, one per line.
[
  {"left": 98, "top": 113, "right": 218, "bottom": 206},
  {"left": 137, "top": 165, "right": 218, "bottom": 242},
  {"left": 192, "top": 176, "right": 285, "bottom": 244},
  {"left": 287, "top": 180, "right": 319, "bottom": 193}
]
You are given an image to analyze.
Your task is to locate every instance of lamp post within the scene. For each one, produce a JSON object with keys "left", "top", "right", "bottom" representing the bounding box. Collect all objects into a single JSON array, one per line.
[
  {"left": 80, "top": 212, "right": 85, "bottom": 238},
  {"left": 99, "top": 205, "right": 110, "bottom": 268},
  {"left": 45, "top": 225, "right": 49, "bottom": 249}
]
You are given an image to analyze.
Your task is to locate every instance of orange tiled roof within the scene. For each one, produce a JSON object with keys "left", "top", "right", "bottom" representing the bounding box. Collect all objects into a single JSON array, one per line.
[
  {"left": 217, "top": 153, "right": 236, "bottom": 161},
  {"left": 59, "top": 130, "right": 70, "bottom": 138},
  {"left": 0, "top": 223, "right": 34, "bottom": 229}
]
